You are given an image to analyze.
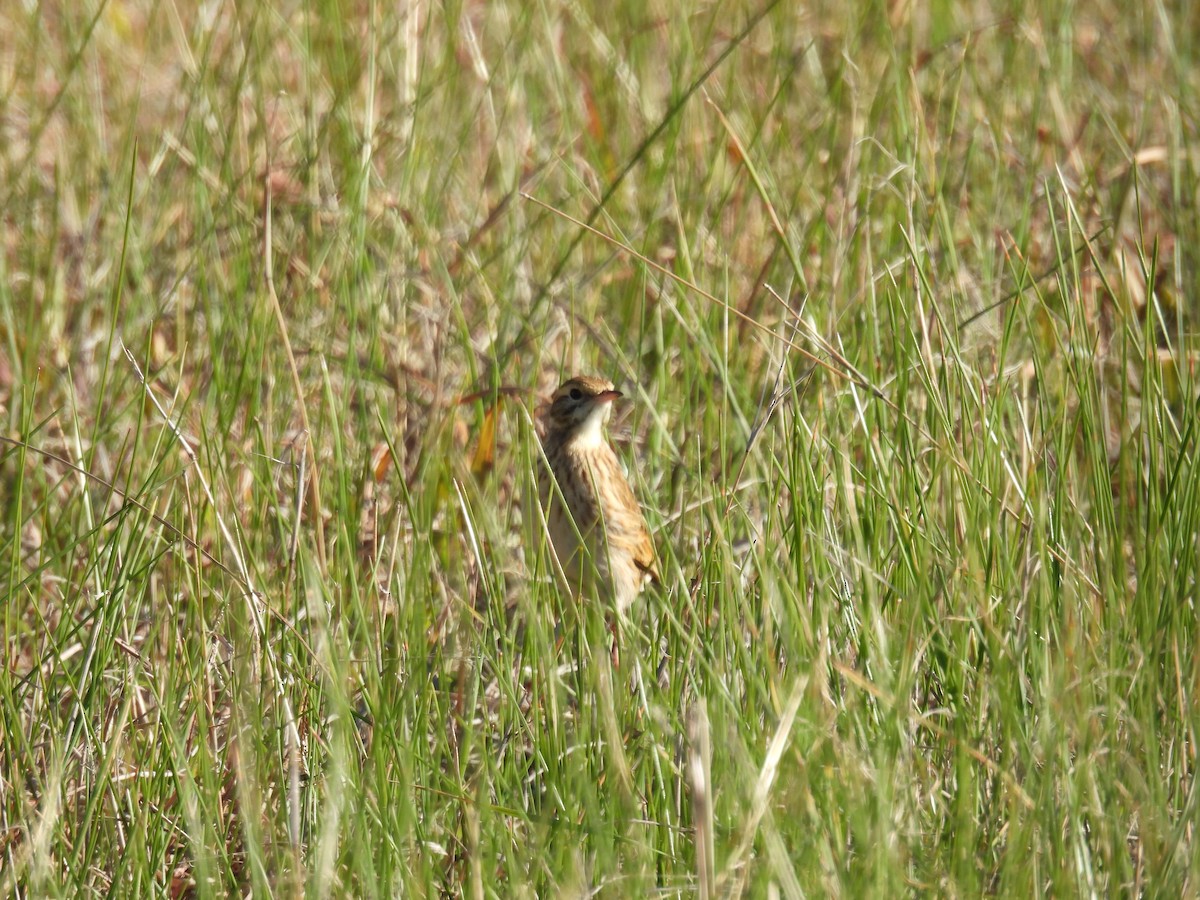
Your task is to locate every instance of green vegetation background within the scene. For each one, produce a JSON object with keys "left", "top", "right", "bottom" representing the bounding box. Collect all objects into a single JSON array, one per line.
[{"left": 2, "top": 0, "right": 1198, "bottom": 895}]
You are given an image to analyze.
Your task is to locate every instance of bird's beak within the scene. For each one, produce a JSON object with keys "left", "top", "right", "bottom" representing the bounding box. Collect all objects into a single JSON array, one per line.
[{"left": 596, "top": 389, "right": 622, "bottom": 404}]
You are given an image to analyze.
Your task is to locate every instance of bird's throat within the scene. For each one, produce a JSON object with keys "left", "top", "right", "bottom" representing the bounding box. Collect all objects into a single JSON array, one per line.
[{"left": 570, "top": 408, "right": 609, "bottom": 448}]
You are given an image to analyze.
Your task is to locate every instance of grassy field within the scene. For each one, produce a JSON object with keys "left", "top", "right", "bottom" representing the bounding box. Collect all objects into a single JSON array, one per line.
[{"left": 2, "top": 0, "right": 1199, "bottom": 895}]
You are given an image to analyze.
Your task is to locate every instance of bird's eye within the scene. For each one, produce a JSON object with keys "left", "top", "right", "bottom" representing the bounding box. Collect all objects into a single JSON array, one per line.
[{"left": 569, "top": 388, "right": 583, "bottom": 400}]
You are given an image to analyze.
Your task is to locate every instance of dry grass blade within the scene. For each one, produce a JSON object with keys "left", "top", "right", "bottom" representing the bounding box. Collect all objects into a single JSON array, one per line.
[
  {"left": 687, "top": 698, "right": 714, "bottom": 900},
  {"left": 719, "top": 676, "right": 806, "bottom": 897}
]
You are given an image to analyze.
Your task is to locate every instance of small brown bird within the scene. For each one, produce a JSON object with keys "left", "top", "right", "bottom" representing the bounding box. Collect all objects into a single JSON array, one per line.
[{"left": 537, "top": 376, "right": 659, "bottom": 612}]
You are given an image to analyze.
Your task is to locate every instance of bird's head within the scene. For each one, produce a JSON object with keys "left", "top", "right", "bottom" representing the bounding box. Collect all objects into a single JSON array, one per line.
[{"left": 543, "top": 375, "right": 621, "bottom": 443}]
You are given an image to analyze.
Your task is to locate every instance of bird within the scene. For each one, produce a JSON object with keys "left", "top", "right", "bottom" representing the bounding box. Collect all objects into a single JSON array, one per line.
[{"left": 536, "top": 375, "right": 659, "bottom": 613}]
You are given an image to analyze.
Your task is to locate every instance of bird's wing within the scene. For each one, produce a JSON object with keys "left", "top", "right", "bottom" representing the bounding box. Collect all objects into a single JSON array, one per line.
[{"left": 606, "top": 465, "right": 659, "bottom": 582}]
